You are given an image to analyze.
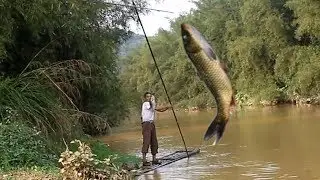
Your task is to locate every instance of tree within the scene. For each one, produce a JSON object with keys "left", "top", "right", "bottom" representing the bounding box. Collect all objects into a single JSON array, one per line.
[
  {"left": 120, "top": 0, "right": 320, "bottom": 108},
  {"left": 0, "top": 0, "right": 148, "bottom": 135}
]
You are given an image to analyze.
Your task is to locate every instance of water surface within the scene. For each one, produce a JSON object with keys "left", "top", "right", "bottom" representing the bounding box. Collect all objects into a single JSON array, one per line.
[{"left": 99, "top": 105, "right": 320, "bottom": 180}]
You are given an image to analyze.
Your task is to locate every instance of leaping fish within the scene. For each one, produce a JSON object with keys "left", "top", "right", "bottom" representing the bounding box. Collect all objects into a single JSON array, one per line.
[{"left": 181, "top": 23, "right": 236, "bottom": 145}]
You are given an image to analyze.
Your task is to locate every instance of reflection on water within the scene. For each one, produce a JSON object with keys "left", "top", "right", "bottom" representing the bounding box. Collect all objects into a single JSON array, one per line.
[{"left": 98, "top": 105, "right": 320, "bottom": 180}]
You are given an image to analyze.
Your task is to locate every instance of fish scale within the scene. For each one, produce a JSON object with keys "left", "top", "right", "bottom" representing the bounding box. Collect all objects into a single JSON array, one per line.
[{"left": 191, "top": 52, "right": 232, "bottom": 119}]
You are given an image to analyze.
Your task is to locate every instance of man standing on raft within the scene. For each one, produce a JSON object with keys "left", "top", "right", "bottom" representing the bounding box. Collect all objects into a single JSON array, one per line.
[{"left": 141, "top": 92, "right": 172, "bottom": 166}]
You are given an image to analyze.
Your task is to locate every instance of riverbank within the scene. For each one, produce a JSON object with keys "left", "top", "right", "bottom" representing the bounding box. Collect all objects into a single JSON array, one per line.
[
  {"left": 179, "top": 98, "right": 320, "bottom": 113},
  {"left": 0, "top": 121, "right": 141, "bottom": 179},
  {"left": 0, "top": 139, "right": 140, "bottom": 180}
]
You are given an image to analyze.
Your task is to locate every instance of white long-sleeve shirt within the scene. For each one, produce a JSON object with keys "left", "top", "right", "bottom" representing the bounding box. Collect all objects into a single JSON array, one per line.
[{"left": 141, "top": 100, "right": 156, "bottom": 122}]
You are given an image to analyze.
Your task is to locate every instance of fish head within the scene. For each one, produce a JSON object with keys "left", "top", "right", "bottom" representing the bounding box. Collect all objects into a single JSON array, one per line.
[
  {"left": 181, "top": 23, "right": 202, "bottom": 53},
  {"left": 181, "top": 23, "right": 217, "bottom": 60}
]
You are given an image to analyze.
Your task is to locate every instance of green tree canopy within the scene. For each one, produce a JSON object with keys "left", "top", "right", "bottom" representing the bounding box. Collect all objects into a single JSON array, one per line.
[
  {"left": 0, "top": 0, "right": 148, "bottom": 135},
  {"left": 120, "top": 0, "right": 320, "bottom": 108}
]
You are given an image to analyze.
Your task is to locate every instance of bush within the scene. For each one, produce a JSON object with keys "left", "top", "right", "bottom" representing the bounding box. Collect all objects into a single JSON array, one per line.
[
  {"left": 0, "top": 121, "right": 57, "bottom": 170},
  {"left": 59, "top": 140, "right": 132, "bottom": 180}
]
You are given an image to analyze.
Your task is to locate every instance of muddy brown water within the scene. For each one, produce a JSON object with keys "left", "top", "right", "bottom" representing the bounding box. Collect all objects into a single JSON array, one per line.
[{"left": 98, "top": 105, "right": 320, "bottom": 180}]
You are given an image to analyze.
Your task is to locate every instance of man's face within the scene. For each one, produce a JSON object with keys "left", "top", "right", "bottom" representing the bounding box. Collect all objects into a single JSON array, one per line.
[{"left": 145, "top": 93, "right": 152, "bottom": 101}]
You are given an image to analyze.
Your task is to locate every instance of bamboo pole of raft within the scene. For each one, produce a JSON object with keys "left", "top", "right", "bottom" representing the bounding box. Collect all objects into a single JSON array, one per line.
[{"left": 134, "top": 149, "right": 200, "bottom": 176}]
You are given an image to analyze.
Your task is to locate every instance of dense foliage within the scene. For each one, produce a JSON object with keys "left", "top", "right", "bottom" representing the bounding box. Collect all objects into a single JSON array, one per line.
[
  {"left": 120, "top": 0, "right": 320, "bottom": 109},
  {"left": 0, "top": 0, "right": 147, "bottom": 136},
  {"left": 0, "top": 0, "right": 148, "bottom": 172},
  {"left": 0, "top": 121, "right": 56, "bottom": 170}
]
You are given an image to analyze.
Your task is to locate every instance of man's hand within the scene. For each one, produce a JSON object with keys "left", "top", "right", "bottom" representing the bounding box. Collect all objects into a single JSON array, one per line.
[{"left": 151, "top": 95, "right": 155, "bottom": 102}]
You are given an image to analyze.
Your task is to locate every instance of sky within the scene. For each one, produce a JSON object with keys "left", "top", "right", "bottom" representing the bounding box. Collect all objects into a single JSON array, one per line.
[{"left": 129, "top": 0, "right": 197, "bottom": 36}]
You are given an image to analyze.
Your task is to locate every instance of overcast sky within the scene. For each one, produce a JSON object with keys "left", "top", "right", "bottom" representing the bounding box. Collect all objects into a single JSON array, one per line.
[{"left": 129, "top": 0, "right": 197, "bottom": 36}]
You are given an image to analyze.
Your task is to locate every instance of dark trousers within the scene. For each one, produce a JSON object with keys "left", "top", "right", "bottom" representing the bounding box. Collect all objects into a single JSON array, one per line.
[{"left": 141, "top": 121, "right": 158, "bottom": 155}]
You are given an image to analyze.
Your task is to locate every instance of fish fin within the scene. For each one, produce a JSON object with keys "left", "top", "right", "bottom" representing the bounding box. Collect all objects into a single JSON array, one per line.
[
  {"left": 196, "top": 71, "right": 204, "bottom": 81},
  {"left": 204, "top": 116, "right": 227, "bottom": 145},
  {"left": 203, "top": 46, "right": 217, "bottom": 60},
  {"left": 229, "top": 95, "right": 236, "bottom": 116},
  {"left": 219, "top": 62, "right": 229, "bottom": 74},
  {"left": 201, "top": 37, "right": 219, "bottom": 61},
  {"left": 230, "top": 94, "right": 236, "bottom": 107}
]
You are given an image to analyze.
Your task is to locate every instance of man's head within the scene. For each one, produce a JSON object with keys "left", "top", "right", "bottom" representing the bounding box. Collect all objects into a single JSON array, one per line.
[{"left": 144, "top": 92, "right": 152, "bottom": 101}]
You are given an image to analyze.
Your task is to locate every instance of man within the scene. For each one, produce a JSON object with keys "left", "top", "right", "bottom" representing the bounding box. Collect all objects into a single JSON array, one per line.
[{"left": 141, "top": 92, "right": 171, "bottom": 166}]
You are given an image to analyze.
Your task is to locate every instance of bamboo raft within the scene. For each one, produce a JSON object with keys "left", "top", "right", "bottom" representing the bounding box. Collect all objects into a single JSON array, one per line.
[{"left": 134, "top": 148, "right": 200, "bottom": 176}]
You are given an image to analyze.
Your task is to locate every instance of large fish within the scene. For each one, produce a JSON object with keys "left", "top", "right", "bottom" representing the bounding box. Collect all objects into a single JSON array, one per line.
[{"left": 181, "top": 23, "right": 235, "bottom": 145}]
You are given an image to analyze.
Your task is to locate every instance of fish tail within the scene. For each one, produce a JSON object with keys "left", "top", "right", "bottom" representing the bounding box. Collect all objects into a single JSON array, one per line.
[{"left": 204, "top": 116, "right": 227, "bottom": 145}]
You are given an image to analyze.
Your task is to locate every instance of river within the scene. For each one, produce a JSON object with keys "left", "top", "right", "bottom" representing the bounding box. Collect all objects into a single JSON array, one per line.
[{"left": 99, "top": 105, "right": 320, "bottom": 180}]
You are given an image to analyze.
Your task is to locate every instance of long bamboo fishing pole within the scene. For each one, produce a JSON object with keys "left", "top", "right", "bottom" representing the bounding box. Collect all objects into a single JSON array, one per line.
[{"left": 131, "top": 0, "right": 189, "bottom": 158}]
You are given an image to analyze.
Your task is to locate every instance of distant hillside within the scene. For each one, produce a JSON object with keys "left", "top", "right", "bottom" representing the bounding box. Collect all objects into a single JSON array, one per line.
[
  {"left": 117, "top": 34, "right": 145, "bottom": 72},
  {"left": 118, "top": 34, "right": 145, "bottom": 57}
]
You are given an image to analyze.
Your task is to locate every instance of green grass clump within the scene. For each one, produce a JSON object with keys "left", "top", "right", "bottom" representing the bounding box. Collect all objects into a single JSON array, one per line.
[
  {"left": 0, "top": 121, "right": 57, "bottom": 171},
  {"left": 90, "top": 140, "right": 140, "bottom": 167}
]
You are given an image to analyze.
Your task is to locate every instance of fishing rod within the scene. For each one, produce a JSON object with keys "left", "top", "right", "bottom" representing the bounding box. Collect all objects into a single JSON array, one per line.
[
  {"left": 105, "top": 2, "right": 174, "bottom": 14},
  {"left": 131, "top": 0, "right": 190, "bottom": 158}
]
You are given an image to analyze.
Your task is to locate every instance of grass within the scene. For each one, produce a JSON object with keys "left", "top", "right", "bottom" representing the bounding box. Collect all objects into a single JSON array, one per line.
[
  {"left": 0, "top": 166, "right": 61, "bottom": 180},
  {"left": 0, "top": 76, "right": 74, "bottom": 140},
  {"left": 89, "top": 140, "right": 140, "bottom": 167}
]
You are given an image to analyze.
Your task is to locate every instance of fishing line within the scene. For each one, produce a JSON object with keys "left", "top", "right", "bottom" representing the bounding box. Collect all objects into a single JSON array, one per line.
[
  {"left": 131, "top": 0, "right": 189, "bottom": 158},
  {"left": 105, "top": 2, "right": 174, "bottom": 14}
]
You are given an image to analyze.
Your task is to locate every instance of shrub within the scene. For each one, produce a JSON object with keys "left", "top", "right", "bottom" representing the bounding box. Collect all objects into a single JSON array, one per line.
[
  {"left": 0, "top": 121, "right": 57, "bottom": 170},
  {"left": 59, "top": 140, "right": 132, "bottom": 180}
]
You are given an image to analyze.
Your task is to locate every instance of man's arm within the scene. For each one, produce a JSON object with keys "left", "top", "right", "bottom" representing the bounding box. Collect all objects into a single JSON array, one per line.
[{"left": 155, "top": 105, "right": 172, "bottom": 112}]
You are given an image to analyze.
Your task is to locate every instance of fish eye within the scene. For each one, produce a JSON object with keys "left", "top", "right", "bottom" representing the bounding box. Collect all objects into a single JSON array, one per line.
[
  {"left": 183, "top": 32, "right": 191, "bottom": 41},
  {"left": 183, "top": 34, "right": 188, "bottom": 40}
]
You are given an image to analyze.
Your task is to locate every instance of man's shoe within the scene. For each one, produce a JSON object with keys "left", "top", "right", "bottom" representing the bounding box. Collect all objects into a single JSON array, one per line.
[
  {"left": 152, "top": 160, "right": 161, "bottom": 165},
  {"left": 142, "top": 161, "right": 151, "bottom": 166}
]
